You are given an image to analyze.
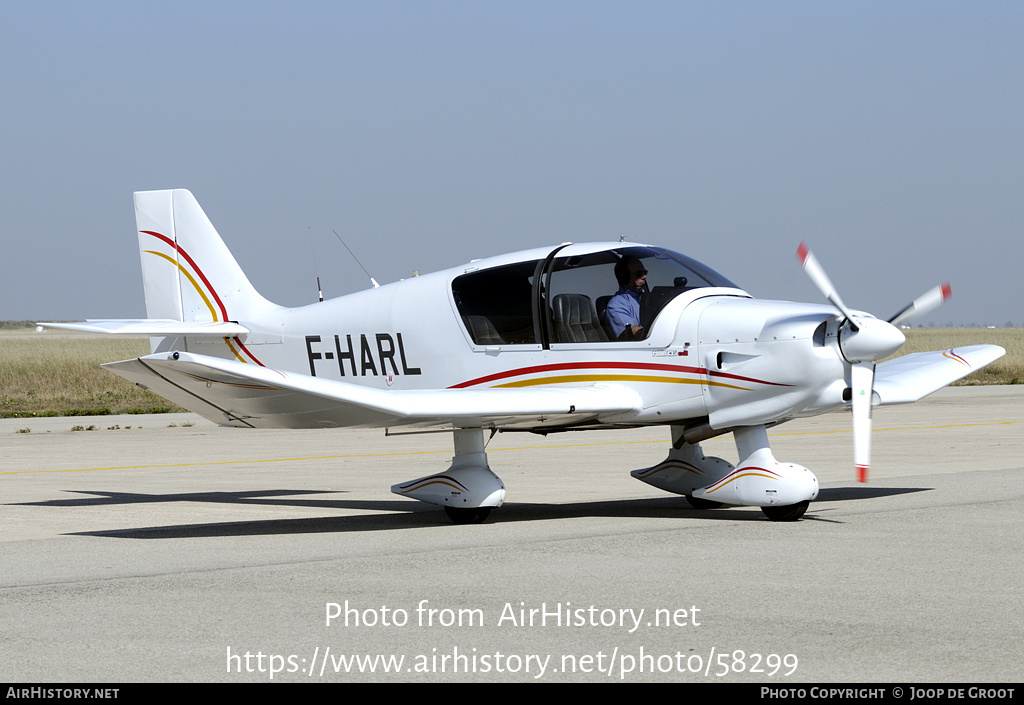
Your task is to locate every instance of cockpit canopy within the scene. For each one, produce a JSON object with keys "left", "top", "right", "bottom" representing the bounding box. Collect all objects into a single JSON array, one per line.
[{"left": 451, "top": 244, "right": 738, "bottom": 347}]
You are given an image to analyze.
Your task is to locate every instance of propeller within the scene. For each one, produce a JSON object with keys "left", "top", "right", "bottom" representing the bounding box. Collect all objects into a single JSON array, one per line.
[
  {"left": 888, "top": 282, "right": 952, "bottom": 328},
  {"left": 796, "top": 242, "right": 860, "bottom": 328},
  {"left": 796, "top": 243, "right": 950, "bottom": 482}
]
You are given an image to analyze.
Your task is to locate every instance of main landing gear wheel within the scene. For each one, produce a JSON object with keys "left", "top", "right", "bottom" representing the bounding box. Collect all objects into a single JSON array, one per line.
[
  {"left": 760, "top": 500, "right": 810, "bottom": 522},
  {"left": 444, "top": 506, "right": 492, "bottom": 525},
  {"left": 686, "top": 496, "right": 726, "bottom": 510}
]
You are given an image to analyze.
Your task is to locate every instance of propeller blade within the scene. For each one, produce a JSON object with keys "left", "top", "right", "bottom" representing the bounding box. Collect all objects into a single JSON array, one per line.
[
  {"left": 796, "top": 242, "right": 859, "bottom": 329},
  {"left": 888, "top": 283, "right": 952, "bottom": 328},
  {"left": 850, "top": 362, "right": 875, "bottom": 483}
]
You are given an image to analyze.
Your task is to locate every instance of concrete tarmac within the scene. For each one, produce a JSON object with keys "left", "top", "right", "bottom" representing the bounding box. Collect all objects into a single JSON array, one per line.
[{"left": 2, "top": 386, "right": 1022, "bottom": 682}]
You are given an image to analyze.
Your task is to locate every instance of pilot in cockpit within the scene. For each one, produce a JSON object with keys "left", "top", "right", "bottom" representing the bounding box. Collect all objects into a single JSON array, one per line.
[{"left": 604, "top": 256, "right": 648, "bottom": 340}]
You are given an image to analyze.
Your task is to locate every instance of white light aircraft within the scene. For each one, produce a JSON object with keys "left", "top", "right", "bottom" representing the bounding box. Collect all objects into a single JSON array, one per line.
[{"left": 43, "top": 190, "right": 1005, "bottom": 523}]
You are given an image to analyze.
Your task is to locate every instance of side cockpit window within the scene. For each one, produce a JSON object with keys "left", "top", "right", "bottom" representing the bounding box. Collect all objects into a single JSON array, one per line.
[{"left": 452, "top": 261, "right": 538, "bottom": 345}]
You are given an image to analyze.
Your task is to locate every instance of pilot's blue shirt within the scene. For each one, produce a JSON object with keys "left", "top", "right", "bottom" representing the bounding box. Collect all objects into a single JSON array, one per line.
[{"left": 604, "top": 287, "right": 641, "bottom": 338}]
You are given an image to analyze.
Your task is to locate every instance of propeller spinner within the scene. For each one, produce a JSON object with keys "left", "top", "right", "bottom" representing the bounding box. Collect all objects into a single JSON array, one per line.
[{"left": 796, "top": 242, "right": 950, "bottom": 482}]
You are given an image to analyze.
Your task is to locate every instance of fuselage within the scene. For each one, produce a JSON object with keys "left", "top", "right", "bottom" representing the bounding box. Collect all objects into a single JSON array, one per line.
[{"left": 186, "top": 242, "right": 852, "bottom": 431}]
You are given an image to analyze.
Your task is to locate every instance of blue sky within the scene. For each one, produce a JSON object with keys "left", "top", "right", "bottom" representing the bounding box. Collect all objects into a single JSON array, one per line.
[{"left": 2, "top": 1, "right": 1022, "bottom": 325}]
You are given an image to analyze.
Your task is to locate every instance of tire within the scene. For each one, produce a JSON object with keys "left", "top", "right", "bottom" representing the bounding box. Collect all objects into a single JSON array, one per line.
[
  {"left": 444, "top": 506, "right": 492, "bottom": 525},
  {"left": 760, "top": 500, "right": 810, "bottom": 522}
]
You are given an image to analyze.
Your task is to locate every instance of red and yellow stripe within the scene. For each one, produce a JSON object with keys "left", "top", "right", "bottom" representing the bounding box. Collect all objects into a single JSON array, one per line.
[
  {"left": 633, "top": 459, "right": 705, "bottom": 480},
  {"left": 450, "top": 361, "right": 788, "bottom": 391},
  {"left": 703, "top": 465, "right": 783, "bottom": 494},
  {"left": 142, "top": 230, "right": 264, "bottom": 366},
  {"left": 943, "top": 349, "right": 970, "bottom": 367},
  {"left": 394, "top": 474, "right": 470, "bottom": 495}
]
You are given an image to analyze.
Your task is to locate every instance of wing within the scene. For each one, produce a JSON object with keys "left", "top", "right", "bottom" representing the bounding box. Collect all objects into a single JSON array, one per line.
[
  {"left": 873, "top": 344, "right": 1005, "bottom": 405},
  {"left": 37, "top": 320, "right": 249, "bottom": 336},
  {"left": 103, "top": 351, "right": 642, "bottom": 430}
]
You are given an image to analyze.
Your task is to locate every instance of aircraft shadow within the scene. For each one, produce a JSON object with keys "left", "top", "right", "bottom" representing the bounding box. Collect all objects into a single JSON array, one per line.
[
  {"left": 13, "top": 489, "right": 346, "bottom": 509},
  {"left": 67, "top": 497, "right": 763, "bottom": 539},
  {"left": 31, "top": 484, "right": 933, "bottom": 539},
  {"left": 12, "top": 483, "right": 933, "bottom": 541},
  {"left": 815, "top": 486, "right": 931, "bottom": 502}
]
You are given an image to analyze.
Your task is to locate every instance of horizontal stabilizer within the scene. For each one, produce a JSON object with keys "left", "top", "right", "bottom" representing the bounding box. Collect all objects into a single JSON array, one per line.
[
  {"left": 38, "top": 320, "right": 249, "bottom": 336},
  {"left": 103, "top": 351, "right": 642, "bottom": 430},
  {"left": 873, "top": 344, "right": 1005, "bottom": 405}
]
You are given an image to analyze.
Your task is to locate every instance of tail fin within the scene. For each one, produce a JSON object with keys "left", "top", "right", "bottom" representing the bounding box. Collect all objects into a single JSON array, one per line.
[{"left": 134, "top": 189, "right": 270, "bottom": 323}]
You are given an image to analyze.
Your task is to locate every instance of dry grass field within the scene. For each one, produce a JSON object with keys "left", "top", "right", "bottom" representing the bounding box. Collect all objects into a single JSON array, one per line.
[
  {"left": 0, "top": 331, "right": 183, "bottom": 417},
  {"left": 1, "top": 325, "right": 1021, "bottom": 417},
  {"left": 894, "top": 327, "right": 1023, "bottom": 385}
]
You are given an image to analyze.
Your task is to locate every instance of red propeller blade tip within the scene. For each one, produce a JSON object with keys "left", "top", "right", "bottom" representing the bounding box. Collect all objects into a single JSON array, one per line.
[
  {"left": 941, "top": 282, "right": 952, "bottom": 300},
  {"left": 797, "top": 242, "right": 809, "bottom": 264},
  {"left": 856, "top": 464, "right": 868, "bottom": 483}
]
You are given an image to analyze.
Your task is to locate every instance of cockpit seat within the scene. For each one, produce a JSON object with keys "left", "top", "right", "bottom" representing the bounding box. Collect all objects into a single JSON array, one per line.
[
  {"left": 552, "top": 294, "right": 609, "bottom": 343},
  {"left": 463, "top": 315, "right": 505, "bottom": 345}
]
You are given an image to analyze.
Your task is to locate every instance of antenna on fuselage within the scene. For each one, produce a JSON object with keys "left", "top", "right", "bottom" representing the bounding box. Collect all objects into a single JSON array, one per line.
[
  {"left": 332, "top": 229, "right": 380, "bottom": 289},
  {"left": 308, "top": 226, "right": 324, "bottom": 302}
]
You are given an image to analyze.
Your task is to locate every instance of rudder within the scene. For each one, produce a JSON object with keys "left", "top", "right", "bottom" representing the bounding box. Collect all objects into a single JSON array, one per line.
[{"left": 134, "top": 189, "right": 268, "bottom": 324}]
